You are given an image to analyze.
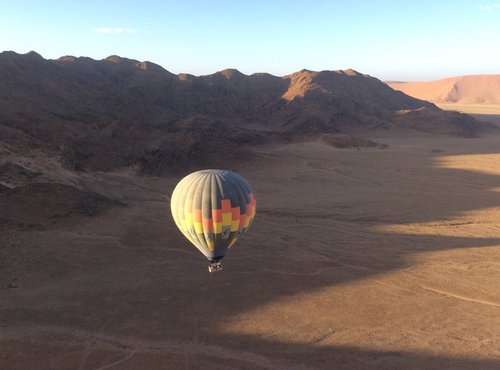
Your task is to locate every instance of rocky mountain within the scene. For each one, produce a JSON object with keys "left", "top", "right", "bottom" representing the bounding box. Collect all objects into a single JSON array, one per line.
[
  {"left": 387, "top": 75, "right": 500, "bottom": 104},
  {"left": 0, "top": 50, "right": 486, "bottom": 231},
  {"left": 0, "top": 51, "right": 480, "bottom": 179}
]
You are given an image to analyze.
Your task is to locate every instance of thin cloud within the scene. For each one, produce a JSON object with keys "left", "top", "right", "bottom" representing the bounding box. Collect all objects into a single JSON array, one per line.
[
  {"left": 93, "top": 27, "right": 139, "bottom": 34},
  {"left": 479, "top": 3, "right": 500, "bottom": 11}
]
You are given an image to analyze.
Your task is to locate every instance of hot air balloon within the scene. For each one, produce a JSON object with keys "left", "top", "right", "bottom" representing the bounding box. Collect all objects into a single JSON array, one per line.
[{"left": 170, "top": 169, "right": 256, "bottom": 272}]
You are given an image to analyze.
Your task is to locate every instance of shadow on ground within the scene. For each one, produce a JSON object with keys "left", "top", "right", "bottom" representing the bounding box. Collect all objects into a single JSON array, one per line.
[{"left": 1, "top": 135, "right": 499, "bottom": 369}]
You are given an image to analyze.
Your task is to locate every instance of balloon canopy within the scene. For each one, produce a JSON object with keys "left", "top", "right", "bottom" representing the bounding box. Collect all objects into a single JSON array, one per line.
[{"left": 170, "top": 169, "right": 256, "bottom": 266}]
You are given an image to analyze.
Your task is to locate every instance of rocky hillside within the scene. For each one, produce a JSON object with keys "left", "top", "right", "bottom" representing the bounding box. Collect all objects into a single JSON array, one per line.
[
  {"left": 0, "top": 51, "right": 480, "bottom": 178},
  {"left": 0, "top": 51, "right": 485, "bottom": 229}
]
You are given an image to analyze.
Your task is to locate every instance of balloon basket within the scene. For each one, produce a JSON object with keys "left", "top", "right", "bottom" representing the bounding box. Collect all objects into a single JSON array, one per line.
[{"left": 208, "top": 261, "right": 223, "bottom": 273}]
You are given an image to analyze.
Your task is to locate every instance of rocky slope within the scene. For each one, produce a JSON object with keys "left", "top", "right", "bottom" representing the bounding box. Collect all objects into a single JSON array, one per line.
[
  {"left": 0, "top": 53, "right": 482, "bottom": 175},
  {"left": 0, "top": 50, "right": 485, "bottom": 229},
  {"left": 0, "top": 51, "right": 479, "bottom": 173}
]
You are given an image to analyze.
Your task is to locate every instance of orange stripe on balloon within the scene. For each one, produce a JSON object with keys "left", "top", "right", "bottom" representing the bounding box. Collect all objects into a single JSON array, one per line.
[
  {"left": 212, "top": 209, "right": 222, "bottom": 222},
  {"left": 193, "top": 209, "right": 202, "bottom": 222},
  {"left": 202, "top": 218, "right": 213, "bottom": 231},
  {"left": 246, "top": 203, "right": 252, "bottom": 217},
  {"left": 231, "top": 207, "right": 240, "bottom": 220},
  {"left": 221, "top": 199, "right": 231, "bottom": 213}
]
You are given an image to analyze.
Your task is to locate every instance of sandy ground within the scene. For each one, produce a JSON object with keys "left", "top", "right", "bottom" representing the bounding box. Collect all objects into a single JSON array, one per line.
[
  {"left": 437, "top": 103, "right": 500, "bottom": 129},
  {"left": 1, "top": 131, "right": 500, "bottom": 369},
  {"left": 437, "top": 103, "right": 500, "bottom": 116}
]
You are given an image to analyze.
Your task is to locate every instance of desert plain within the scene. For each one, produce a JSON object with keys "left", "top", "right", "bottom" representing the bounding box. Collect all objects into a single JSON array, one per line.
[{"left": 1, "top": 125, "right": 499, "bottom": 369}]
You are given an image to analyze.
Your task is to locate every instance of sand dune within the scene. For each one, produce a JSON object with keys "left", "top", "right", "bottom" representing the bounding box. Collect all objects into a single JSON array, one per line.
[{"left": 388, "top": 75, "right": 500, "bottom": 104}]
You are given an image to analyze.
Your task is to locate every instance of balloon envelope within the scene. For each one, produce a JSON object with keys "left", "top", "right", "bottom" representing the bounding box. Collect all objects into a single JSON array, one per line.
[{"left": 170, "top": 169, "right": 256, "bottom": 261}]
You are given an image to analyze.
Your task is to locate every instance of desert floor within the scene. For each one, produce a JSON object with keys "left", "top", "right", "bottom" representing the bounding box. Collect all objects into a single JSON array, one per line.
[
  {"left": 1, "top": 129, "right": 499, "bottom": 369},
  {"left": 437, "top": 103, "right": 500, "bottom": 115},
  {"left": 438, "top": 103, "right": 500, "bottom": 129}
]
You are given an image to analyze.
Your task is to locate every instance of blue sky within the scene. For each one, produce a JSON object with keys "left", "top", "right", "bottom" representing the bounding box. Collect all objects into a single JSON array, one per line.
[{"left": 1, "top": 0, "right": 499, "bottom": 80}]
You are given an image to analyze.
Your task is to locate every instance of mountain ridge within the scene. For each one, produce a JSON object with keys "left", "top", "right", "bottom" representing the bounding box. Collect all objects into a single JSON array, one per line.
[
  {"left": 0, "top": 50, "right": 488, "bottom": 232},
  {"left": 0, "top": 51, "right": 482, "bottom": 178}
]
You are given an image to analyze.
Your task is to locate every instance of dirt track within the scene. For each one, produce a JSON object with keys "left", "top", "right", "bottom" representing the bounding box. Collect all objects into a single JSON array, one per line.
[{"left": 1, "top": 131, "right": 499, "bottom": 369}]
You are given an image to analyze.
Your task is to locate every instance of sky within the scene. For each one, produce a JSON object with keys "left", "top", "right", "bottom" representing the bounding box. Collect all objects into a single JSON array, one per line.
[{"left": 1, "top": 0, "right": 499, "bottom": 81}]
